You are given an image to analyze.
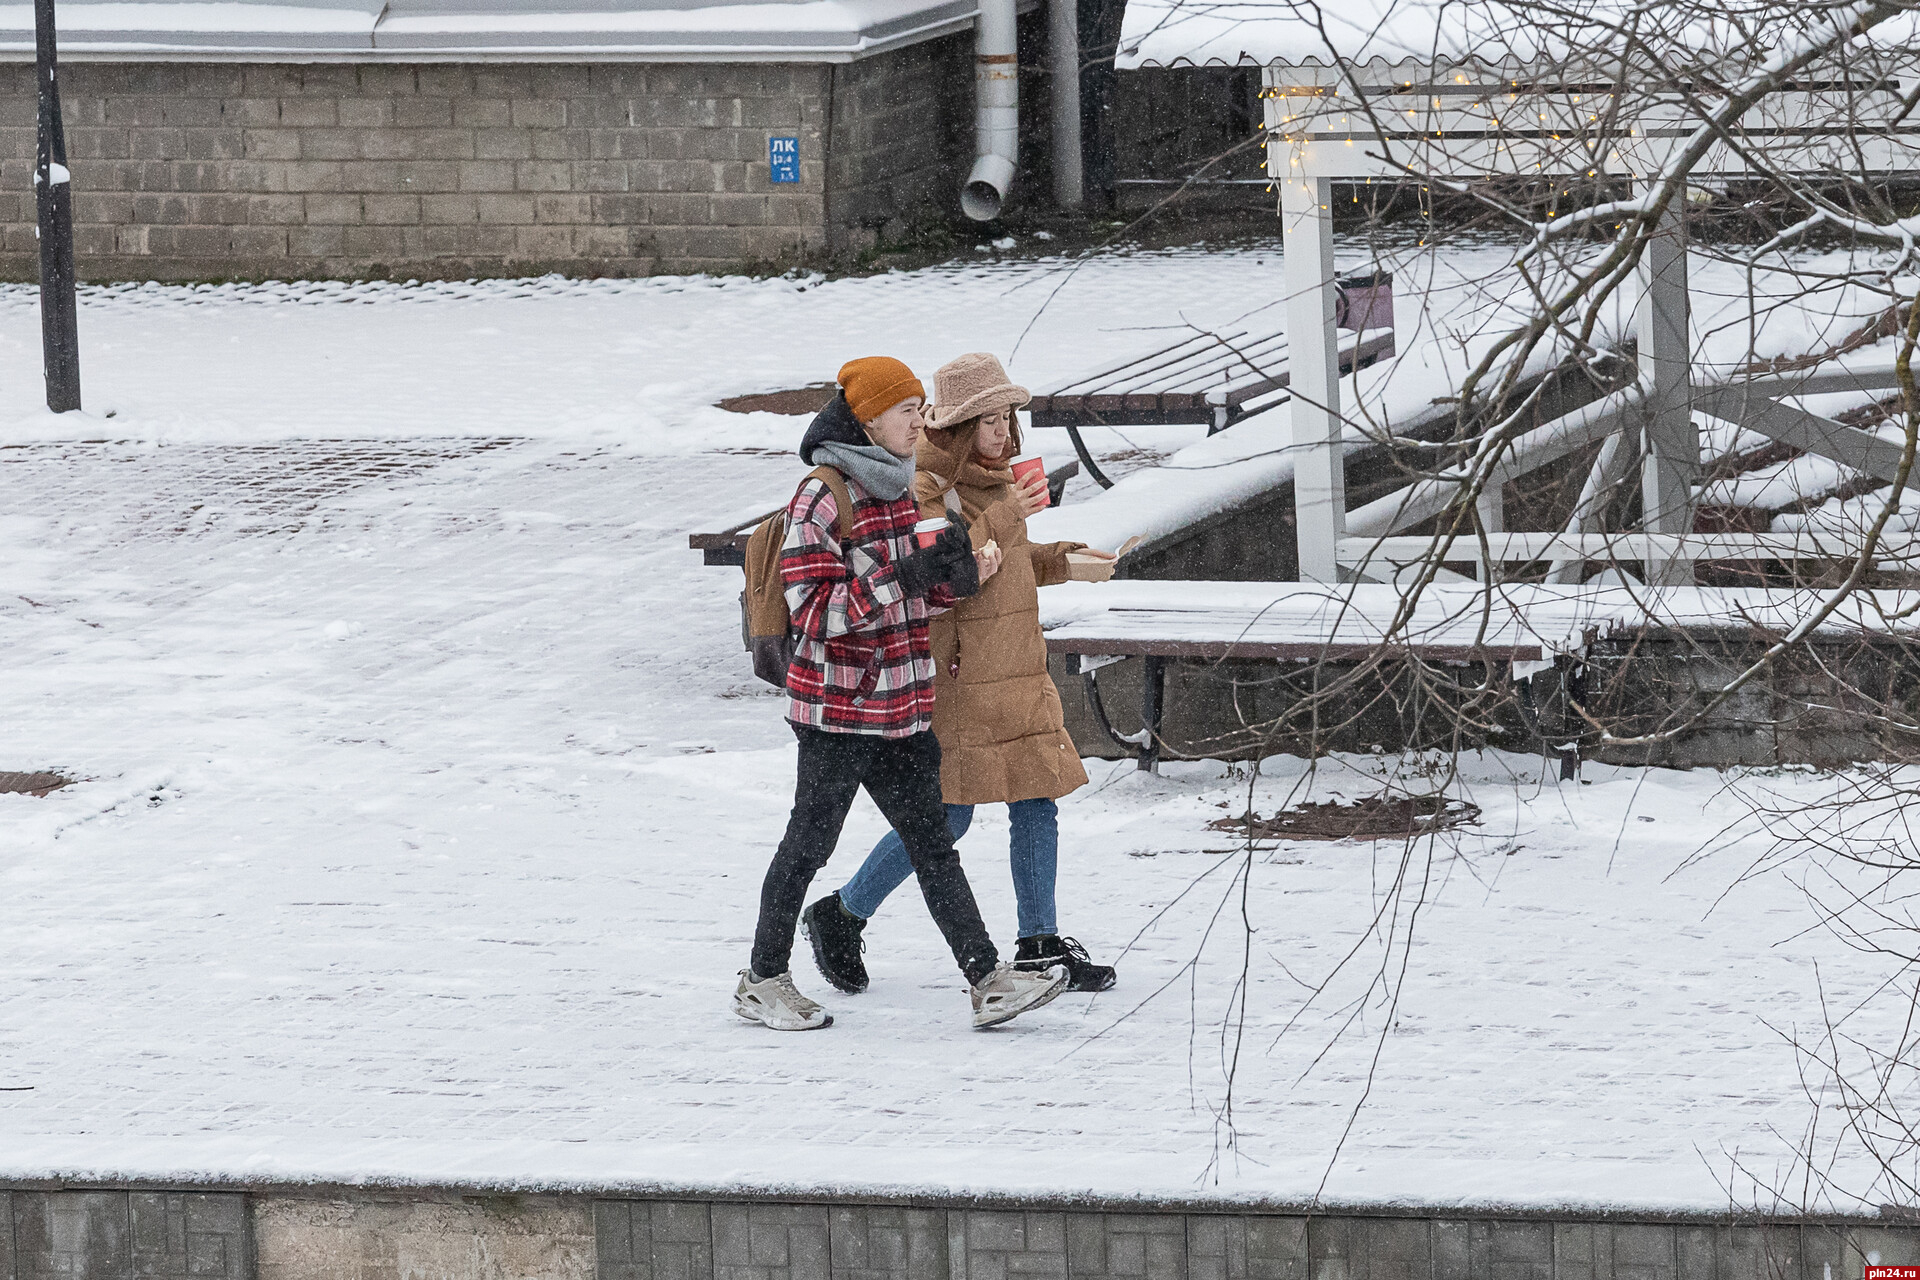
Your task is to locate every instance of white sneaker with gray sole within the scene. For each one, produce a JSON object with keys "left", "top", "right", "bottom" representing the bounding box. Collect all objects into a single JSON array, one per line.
[
  {"left": 970, "top": 962, "right": 1069, "bottom": 1029},
  {"left": 734, "top": 969, "right": 833, "bottom": 1031}
]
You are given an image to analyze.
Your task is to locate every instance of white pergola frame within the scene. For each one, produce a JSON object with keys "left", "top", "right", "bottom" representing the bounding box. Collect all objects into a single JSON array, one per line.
[{"left": 1261, "top": 53, "right": 1920, "bottom": 585}]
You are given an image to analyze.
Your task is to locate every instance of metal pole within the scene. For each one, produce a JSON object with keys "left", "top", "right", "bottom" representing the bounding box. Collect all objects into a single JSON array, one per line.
[
  {"left": 1049, "top": 0, "right": 1083, "bottom": 209},
  {"left": 34, "top": 0, "right": 81, "bottom": 414}
]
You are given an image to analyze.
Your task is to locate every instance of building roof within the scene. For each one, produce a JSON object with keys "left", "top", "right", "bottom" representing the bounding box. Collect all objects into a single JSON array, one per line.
[
  {"left": 0, "top": 0, "right": 976, "bottom": 60},
  {"left": 1117, "top": 0, "right": 1920, "bottom": 71}
]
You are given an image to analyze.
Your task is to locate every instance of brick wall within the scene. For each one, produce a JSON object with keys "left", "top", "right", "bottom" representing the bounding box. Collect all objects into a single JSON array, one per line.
[{"left": 0, "top": 43, "right": 985, "bottom": 282}]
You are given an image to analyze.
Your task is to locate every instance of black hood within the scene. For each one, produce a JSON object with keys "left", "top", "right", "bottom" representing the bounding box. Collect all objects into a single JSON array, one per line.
[{"left": 799, "top": 392, "right": 866, "bottom": 464}]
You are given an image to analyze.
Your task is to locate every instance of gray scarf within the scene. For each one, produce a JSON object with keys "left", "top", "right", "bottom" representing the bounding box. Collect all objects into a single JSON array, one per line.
[{"left": 813, "top": 441, "right": 916, "bottom": 501}]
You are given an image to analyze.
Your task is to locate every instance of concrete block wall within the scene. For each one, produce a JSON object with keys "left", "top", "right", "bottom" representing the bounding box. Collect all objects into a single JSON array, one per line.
[
  {"left": 822, "top": 10, "right": 1050, "bottom": 253},
  {"left": 10, "top": 1190, "right": 1908, "bottom": 1280},
  {"left": 823, "top": 37, "right": 971, "bottom": 253},
  {"left": 0, "top": 40, "right": 979, "bottom": 282},
  {"left": 4, "top": 1190, "right": 252, "bottom": 1280}
]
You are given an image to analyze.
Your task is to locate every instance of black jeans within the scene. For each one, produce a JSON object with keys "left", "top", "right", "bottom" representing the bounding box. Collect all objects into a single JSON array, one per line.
[{"left": 752, "top": 726, "right": 999, "bottom": 985}]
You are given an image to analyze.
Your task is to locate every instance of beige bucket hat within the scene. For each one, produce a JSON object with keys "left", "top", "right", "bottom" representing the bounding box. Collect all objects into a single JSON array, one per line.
[{"left": 926, "top": 352, "right": 1030, "bottom": 430}]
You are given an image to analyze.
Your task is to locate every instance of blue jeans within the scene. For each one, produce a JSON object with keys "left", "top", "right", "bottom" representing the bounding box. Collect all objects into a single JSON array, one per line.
[{"left": 840, "top": 797, "right": 1059, "bottom": 939}]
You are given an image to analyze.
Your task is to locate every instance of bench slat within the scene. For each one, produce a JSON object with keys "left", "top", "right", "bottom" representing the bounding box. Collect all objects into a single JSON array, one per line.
[
  {"left": 1030, "top": 330, "right": 1393, "bottom": 428},
  {"left": 1040, "top": 331, "right": 1232, "bottom": 396},
  {"left": 1092, "top": 330, "right": 1290, "bottom": 396},
  {"left": 1047, "top": 636, "right": 1545, "bottom": 662}
]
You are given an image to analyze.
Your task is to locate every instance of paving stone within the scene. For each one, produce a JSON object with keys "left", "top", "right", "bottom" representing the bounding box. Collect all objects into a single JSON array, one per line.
[
  {"left": 7, "top": 1192, "right": 248, "bottom": 1280},
  {"left": 1359, "top": 1219, "right": 1432, "bottom": 1280},
  {"left": 1608, "top": 1224, "right": 1675, "bottom": 1280},
  {"left": 1817, "top": 1226, "right": 1920, "bottom": 1278},
  {"left": 1179, "top": 1217, "right": 1308, "bottom": 1280},
  {"left": 833, "top": 1205, "right": 949, "bottom": 1280},
  {"left": 13, "top": 1191, "right": 133, "bottom": 1280},
  {"left": 1468, "top": 1221, "right": 1553, "bottom": 1280},
  {"left": 1186, "top": 1217, "right": 1238, "bottom": 1280},
  {"left": 1673, "top": 1227, "right": 1716, "bottom": 1280},
  {"left": 1065, "top": 1213, "right": 1183, "bottom": 1280},
  {"left": 1798, "top": 1225, "right": 1860, "bottom": 1280},
  {"left": 1306, "top": 1216, "right": 1359, "bottom": 1280},
  {"left": 1429, "top": 1222, "right": 1470, "bottom": 1280},
  {"left": 714, "top": 1205, "right": 830, "bottom": 1280},
  {"left": 1713, "top": 1227, "right": 1797, "bottom": 1280},
  {"left": 948, "top": 1212, "right": 1068, "bottom": 1280}
]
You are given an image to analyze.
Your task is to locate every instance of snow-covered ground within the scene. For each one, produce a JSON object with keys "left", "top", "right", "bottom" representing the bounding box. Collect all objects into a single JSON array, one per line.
[{"left": 0, "top": 247, "right": 1914, "bottom": 1215}]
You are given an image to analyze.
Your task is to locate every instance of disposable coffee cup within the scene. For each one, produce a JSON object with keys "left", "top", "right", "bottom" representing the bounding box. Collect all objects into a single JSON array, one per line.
[
  {"left": 913, "top": 517, "right": 950, "bottom": 549},
  {"left": 1010, "top": 454, "right": 1049, "bottom": 508}
]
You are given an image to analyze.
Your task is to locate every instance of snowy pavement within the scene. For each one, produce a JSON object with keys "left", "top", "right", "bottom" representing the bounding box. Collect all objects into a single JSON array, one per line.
[{"left": 0, "top": 252, "right": 1911, "bottom": 1215}]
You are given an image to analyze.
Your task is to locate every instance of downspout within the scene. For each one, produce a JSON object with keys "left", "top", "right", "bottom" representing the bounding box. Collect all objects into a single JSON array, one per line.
[{"left": 961, "top": 0, "right": 1018, "bottom": 221}]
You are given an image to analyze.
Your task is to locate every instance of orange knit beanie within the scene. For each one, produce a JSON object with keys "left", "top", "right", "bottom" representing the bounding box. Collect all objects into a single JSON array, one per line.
[{"left": 838, "top": 356, "right": 925, "bottom": 424}]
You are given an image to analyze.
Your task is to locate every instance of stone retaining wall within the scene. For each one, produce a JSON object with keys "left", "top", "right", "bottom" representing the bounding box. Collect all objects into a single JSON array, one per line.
[{"left": 1, "top": 1187, "right": 1914, "bottom": 1280}]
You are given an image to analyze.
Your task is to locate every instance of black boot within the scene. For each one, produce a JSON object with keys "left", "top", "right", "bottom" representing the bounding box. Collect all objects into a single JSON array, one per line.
[
  {"left": 1014, "top": 934, "right": 1115, "bottom": 992},
  {"left": 800, "top": 893, "right": 869, "bottom": 994}
]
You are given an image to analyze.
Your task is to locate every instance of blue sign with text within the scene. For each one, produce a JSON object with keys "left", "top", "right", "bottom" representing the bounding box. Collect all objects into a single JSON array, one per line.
[{"left": 769, "top": 136, "right": 800, "bottom": 184}]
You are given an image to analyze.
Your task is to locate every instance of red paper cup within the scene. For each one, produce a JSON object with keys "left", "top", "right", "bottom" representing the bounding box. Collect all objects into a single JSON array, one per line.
[
  {"left": 913, "top": 517, "right": 950, "bottom": 549},
  {"left": 1010, "top": 455, "right": 1049, "bottom": 508}
]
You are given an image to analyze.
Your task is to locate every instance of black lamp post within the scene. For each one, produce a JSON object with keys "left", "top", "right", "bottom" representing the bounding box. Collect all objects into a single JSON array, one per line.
[{"left": 34, "top": 0, "right": 81, "bottom": 413}]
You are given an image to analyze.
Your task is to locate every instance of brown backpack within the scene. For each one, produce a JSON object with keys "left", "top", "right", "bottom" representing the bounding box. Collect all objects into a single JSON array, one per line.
[{"left": 741, "top": 465, "right": 853, "bottom": 688}]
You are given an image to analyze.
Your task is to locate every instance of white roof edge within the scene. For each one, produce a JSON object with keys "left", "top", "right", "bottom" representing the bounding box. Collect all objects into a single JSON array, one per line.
[
  {"left": 1115, "top": 2, "right": 1920, "bottom": 77},
  {"left": 0, "top": 0, "right": 979, "bottom": 60}
]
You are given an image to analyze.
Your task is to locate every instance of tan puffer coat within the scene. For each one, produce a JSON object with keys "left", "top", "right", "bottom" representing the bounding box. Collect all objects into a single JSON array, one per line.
[{"left": 913, "top": 420, "right": 1090, "bottom": 805}]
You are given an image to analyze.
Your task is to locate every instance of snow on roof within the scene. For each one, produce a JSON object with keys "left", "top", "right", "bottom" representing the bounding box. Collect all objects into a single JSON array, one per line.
[
  {"left": 0, "top": 0, "right": 379, "bottom": 48},
  {"left": 0, "top": 0, "right": 972, "bottom": 58},
  {"left": 1117, "top": 0, "right": 1920, "bottom": 72}
]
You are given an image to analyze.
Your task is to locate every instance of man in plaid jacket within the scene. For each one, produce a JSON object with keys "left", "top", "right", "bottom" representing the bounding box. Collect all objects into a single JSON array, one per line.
[{"left": 734, "top": 357, "right": 1070, "bottom": 1032}]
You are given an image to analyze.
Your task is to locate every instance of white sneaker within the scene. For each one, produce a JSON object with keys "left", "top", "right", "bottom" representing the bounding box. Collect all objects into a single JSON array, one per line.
[
  {"left": 970, "top": 962, "right": 1069, "bottom": 1029},
  {"left": 734, "top": 969, "right": 833, "bottom": 1031}
]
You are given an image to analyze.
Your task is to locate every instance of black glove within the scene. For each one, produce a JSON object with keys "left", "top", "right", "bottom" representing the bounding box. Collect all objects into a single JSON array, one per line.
[
  {"left": 896, "top": 520, "right": 976, "bottom": 599},
  {"left": 942, "top": 531, "right": 981, "bottom": 598}
]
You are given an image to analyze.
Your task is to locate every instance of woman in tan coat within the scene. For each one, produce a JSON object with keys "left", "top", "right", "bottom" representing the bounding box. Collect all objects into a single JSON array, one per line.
[{"left": 800, "top": 353, "right": 1119, "bottom": 994}]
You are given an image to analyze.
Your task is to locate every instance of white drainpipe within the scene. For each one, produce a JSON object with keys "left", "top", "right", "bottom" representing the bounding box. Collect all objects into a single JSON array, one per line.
[{"left": 961, "top": 0, "right": 1018, "bottom": 221}]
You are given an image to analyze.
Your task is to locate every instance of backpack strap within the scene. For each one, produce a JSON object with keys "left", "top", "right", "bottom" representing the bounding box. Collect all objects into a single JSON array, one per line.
[
  {"left": 804, "top": 465, "right": 855, "bottom": 544},
  {"left": 922, "top": 469, "right": 964, "bottom": 520}
]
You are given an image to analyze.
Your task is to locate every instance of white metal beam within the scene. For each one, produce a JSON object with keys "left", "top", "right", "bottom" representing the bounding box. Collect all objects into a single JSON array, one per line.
[
  {"left": 1698, "top": 390, "right": 1919, "bottom": 490},
  {"left": 1344, "top": 386, "right": 1642, "bottom": 541},
  {"left": 1545, "top": 429, "right": 1637, "bottom": 585},
  {"left": 1636, "top": 199, "right": 1695, "bottom": 586},
  {"left": 1281, "top": 174, "right": 1344, "bottom": 583},
  {"left": 1339, "top": 531, "right": 1920, "bottom": 563}
]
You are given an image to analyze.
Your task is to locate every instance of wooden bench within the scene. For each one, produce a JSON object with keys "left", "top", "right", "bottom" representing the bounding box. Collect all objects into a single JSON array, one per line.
[
  {"left": 689, "top": 460, "right": 1081, "bottom": 567},
  {"left": 1025, "top": 272, "right": 1397, "bottom": 486},
  {"left": 1039, "top": 580, "right": 1620, "bottom": 772},
  {"left": 1029, "top": 326, "right": 1395, "bottom": 487},
  {"left": 1048, "top": 610, "right": 1544, "bottom": 773}
]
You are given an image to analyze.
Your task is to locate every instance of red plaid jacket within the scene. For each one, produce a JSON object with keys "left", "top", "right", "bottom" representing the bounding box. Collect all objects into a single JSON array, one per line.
[{"left": 781, "top": 471, "right": 955, "bottom": 737}]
